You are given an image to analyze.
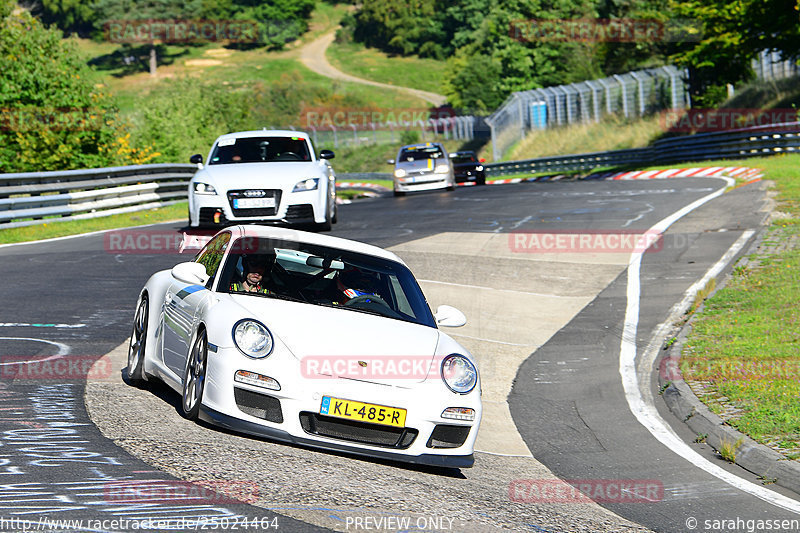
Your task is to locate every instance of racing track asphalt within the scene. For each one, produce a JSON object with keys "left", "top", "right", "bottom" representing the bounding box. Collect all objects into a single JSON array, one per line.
[{"left": 1, "top": 176, "right": 798, "bottom": 531}]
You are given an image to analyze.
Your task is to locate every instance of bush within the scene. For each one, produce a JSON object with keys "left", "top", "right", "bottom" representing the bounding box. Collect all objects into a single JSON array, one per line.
[
  {"left": 0, "top": 7, "right": 149, "bottom": 172},
  {"left": 130, "top": 72, "right": 359, "bottom": 163},
  {"left": 400, "top": 129, "right": 420, "bottom": 145}
]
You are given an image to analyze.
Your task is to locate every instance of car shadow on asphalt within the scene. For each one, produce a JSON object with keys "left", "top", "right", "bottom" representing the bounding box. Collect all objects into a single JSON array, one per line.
[{"left": 121, "top": 369, "right": 467, "bottom": 479}]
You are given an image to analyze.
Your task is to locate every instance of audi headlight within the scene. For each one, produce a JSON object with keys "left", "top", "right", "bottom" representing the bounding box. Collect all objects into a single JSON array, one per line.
[
  {"left": 193, "top": 182, "right": 217, "bottom": 195},
  {"left": 293, "top": 178, "right": 319, "bottom": 192},
  {"left": 394, "top": 168, "right": 406, "bottom": 178},
  {"left": 441, "top": 354, "right": 477, "bottom": 394},
  {"left": 233, "top": 319, "right": 273, "bottom": 359},
  {"left": 434, "top": 164, "right": 450, "bottom": 174}
]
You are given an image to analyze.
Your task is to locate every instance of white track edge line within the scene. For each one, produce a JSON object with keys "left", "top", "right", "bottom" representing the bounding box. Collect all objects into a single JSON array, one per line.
[{"left": 619, "top": 178, "right": 800, "bottom": 513}]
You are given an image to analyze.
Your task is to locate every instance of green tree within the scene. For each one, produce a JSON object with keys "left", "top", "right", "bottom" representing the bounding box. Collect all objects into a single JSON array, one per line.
[
  {"left": 593, "top": 0, "right": 675, "bottom": 75},
  {"left": 0, "top": 5, "right": 128, "bottom": 172},
  {"left": 351, "top": 0, "right": 447, "bottom": 58},
  {"left": 231, "top": 0, "right": 317, "bottom": 49},
  {"left": 441, "top": 0, "right": 599, "bottom": 112},
  {"left": 38, "top": 0, "right": 98, "bottom": 36},
  {"left": 0, "top": 0, "right": 13, "bottom": 18},
  {"left": 347, "top": 0, "right": 603, "bottom": 111},
  {"left": 670, "top": 0, "right": 800, "bottom": 106}
]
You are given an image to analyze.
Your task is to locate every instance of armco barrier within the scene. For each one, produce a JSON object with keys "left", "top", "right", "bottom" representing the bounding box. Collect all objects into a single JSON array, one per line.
[
  {"left": 1, "top": 121, "right": 799, "bottom": 227},
  {"left": 485, "top": 121, "right": 800, "bottom": 176},
  {"left": 0, "top": 163, "right": 196, "bottom": 229},
  {"left": 0, "top": 164, "right": 390, "bottom": 228}
]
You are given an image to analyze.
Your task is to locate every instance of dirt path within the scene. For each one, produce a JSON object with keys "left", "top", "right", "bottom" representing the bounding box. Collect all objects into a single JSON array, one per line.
[{"left": 298, "top": 31, "right": 447, "bottom": 107}]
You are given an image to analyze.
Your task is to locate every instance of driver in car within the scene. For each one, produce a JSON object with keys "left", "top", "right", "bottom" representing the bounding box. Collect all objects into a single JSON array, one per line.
[{"left": 230, "top": 255, "right": 275, "bottom": 295}]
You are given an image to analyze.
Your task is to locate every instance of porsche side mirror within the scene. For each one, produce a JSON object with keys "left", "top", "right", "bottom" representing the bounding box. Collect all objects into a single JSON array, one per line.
[
  {"left": 320, "top": 149, "right": 335, "bottom": 160},
  {"left": 479, "top": 158, "right": 486, "bottom": 163},
  {"left": 190, "top": 154, "right": 203, "bottom": 168},
  {"left": 434, "top": 305, "right": 466, "bottom": 327},
  {"left": 172, "top": 262, "right": 210, "bottom": 285},
  {"left": 387, "top": 159, "right": 395, "bottom": 165}
]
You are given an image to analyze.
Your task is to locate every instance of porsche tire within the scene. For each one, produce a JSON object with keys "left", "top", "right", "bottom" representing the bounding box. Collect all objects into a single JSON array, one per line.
[
  {"left": 126, "top": 295, "right": 148, "bottom": 386},
  {"left": 182, "top": 330, "right": 208, "bottom": 420}
]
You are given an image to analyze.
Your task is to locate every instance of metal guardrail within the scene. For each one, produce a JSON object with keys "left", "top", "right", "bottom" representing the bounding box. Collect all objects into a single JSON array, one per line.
[
  {"left": 0, "top": 164, "right": 391, "bottom": 229},
  {"left": 0, "top": 164, "right": 196, "bottom": 229},
  {"left": 1, "top": 122, "right": 799, "bottom": 228},
  {"left": 485, "top": 121, "right": 800, "bottom": 177}
]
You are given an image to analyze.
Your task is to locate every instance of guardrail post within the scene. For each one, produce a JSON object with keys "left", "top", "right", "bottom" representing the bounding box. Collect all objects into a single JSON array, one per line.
[{"left": 613, "top": 75, "right": 629, "bottom": 118}]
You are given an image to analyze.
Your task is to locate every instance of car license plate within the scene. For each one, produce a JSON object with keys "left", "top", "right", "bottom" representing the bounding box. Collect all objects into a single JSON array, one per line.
[
  {"left": 234, "top": 197, "right": 275, "bottom": 209},
  {"left": 320, "top": 396, "right": 406, "bottom": 427}
]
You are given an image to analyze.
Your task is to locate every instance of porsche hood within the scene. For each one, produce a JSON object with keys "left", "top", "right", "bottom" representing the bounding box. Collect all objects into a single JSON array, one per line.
[{"left": 230, "top": 296, "right": 442, "bottom": 384}]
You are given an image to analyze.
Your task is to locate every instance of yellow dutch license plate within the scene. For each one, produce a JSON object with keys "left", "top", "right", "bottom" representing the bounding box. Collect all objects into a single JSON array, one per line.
[{"left": 320, "top": 396, "right": 406, "bottom": 428}]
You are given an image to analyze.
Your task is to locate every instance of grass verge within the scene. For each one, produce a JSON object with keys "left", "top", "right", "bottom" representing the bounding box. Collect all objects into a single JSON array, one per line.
[
  {"left": 506, "top": 114, "right": 665, "bottom": 161},
  {"left": 326, "top": 40, "right": 447, "bottom": 95},
  {"left": 0, "top": 202, "right": 188, "bottom": 245},
  {"left": 677, "top": 153, "right": 800, "bottom": 459}
]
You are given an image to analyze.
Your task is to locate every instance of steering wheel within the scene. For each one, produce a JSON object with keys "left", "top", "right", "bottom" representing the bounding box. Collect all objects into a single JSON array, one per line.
[
  {"left": 275, "top": 152, "right": 302, "bottom": 161},
  {"left": 343, "top": 294, "right": 390, "bottom": 308}
]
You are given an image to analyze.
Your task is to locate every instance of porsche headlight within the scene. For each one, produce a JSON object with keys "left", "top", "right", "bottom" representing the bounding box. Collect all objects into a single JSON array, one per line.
[
  {"left": 233, "top": 319, "right": 273, "bottom": 358},
  {"left": 434, "top": 164, "right": 450, "bottom": 174},
  {"left": 394, "top": 168, "right": 406, "bottom": 178},
  {"left": 193, "top": 182, "right": 217, "bottom": 195},
  {"left": 441, "top": 354, "right": 477, "bottom": 394},
  {"left": 293, "top": 178, "right": 319, "bottom": 192}
]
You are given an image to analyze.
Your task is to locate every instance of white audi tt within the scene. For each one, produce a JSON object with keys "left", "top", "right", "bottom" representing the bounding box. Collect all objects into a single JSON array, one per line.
[
  {"left": 127, "top": 225, "right": 482, "bottom": 468},
  {"left": 188, "top": 130, "right": 337, "bottom": 231}
]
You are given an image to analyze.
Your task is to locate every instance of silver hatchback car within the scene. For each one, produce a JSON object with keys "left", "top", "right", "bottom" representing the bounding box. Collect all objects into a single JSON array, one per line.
[{"left": 388, "top": 142, "right": 455, "bottom": 197}]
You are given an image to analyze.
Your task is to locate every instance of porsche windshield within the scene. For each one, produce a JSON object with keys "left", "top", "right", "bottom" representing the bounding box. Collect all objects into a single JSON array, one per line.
[
  {"left": 208, "top": 137, "right": 311, "bottom": 164},
  {"left": 217, "top": 238, "right": 436, "bottom": 328}
]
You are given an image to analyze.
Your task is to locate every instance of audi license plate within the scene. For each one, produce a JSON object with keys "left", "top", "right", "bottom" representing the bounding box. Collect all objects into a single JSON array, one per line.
[
  {"left": 233, "top": 197, "right": 275, "bottom": 209},
  {"left": 320, "top": 396, "right": 406, "bottom": 427}
]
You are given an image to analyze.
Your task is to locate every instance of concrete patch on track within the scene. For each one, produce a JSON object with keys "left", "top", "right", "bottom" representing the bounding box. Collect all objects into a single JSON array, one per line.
[
  {"left": 388, "top": 232, "right": 631, "bottom": 456},
  {"left": 86, "top": 343, "right": 650, "bottom": 532}
]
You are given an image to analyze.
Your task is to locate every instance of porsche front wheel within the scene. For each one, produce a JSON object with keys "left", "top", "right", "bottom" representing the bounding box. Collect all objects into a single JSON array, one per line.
[
  {"left": 182, "top": 331, "right": 208, "bottom": 420},
  {"left": 126, "top": 296, "right": 148, "bottom": 385}
]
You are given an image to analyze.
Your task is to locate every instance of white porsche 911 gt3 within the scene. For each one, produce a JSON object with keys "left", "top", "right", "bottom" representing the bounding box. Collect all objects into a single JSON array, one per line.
[
  {"left": 127, "top": 225, "right": 482, "bottom": 468},
  {"left": 188, "top": 130, "right": 337, "bottom": 231}
]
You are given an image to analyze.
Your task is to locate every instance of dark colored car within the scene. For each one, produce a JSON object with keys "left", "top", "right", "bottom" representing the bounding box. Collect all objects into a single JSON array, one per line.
[{"left": 450, "top": 151, "right": 486, "bottom": 185}]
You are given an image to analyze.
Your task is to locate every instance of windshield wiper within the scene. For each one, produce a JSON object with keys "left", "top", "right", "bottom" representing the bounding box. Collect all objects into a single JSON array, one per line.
[{"left": 340, "top": 306, "right": 384, "bottom": 318}]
